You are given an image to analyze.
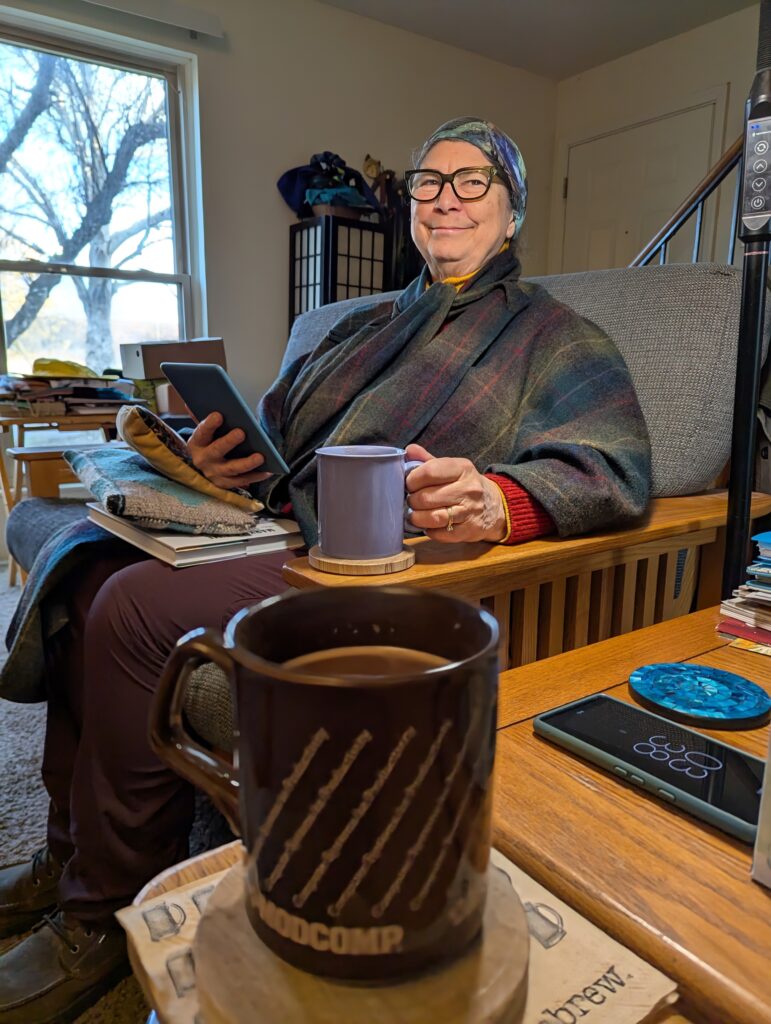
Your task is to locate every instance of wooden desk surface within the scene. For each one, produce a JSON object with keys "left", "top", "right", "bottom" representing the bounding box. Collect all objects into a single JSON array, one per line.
[
  {"left": 493, "top": 608, "right": 770, "bottom": 1024},
  {"left": 0, "top": 411, "right": 117, "bottom": 427},
  {"left": 6, "top": 442, "right": 126, "bottom": 461}
]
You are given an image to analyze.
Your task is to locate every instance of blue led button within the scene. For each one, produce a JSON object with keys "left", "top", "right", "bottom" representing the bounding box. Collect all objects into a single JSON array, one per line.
[{"left": 628, "top": 663, "right": 771, "bottom": 728}]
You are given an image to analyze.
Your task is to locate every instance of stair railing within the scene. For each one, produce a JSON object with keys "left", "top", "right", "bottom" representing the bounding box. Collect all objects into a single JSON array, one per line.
[{"left": 630, "top": 136, "right": 743, "bottom": 267}]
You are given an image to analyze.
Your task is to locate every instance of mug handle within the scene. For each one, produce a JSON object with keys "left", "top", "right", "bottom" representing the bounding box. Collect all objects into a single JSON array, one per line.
[
  {"left": 403, "top": 458, "right": 425, "bottom": 535},
  {"left": 168, "top": 903, "right": 187, "bottom": 930},
  {"left": 534, "top": 903, "right": 564, "bottom": 930},
  {"left": 148, "top": 626, "right": 241, "bottom": 835}
]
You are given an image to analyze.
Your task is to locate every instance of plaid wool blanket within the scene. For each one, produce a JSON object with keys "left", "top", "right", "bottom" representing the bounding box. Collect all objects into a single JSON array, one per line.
[
  {"left": 258, "top": 246, "right": 651, "bottom": 545},
  {"left": 2, "top": 518, "right": 124, "bottom": 702}
]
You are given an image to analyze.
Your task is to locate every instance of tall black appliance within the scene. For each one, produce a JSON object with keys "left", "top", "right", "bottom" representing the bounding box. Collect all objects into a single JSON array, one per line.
[{"left": 723, "top": 0, "right": 771, "bottom": 597}]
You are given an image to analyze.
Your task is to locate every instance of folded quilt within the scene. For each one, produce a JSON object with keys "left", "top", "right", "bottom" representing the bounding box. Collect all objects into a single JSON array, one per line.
[{"left": 63, "top": 446, "right": 260, "bottom": 535}]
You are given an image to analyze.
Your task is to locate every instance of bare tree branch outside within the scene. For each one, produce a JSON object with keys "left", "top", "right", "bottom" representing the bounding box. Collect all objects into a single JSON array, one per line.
[{"left": 0, "top": 40, "right": 184, "bottom": 374}]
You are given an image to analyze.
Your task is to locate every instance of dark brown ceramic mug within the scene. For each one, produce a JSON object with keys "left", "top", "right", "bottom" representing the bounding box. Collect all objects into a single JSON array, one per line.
[{"left": 150, "top": 586, "right": 498, "bottom": 980}]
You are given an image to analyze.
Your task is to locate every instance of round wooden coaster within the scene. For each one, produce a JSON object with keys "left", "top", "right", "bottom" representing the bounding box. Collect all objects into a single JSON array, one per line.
[
  {"left": 308, "top": 544, "right": 416, "bottom": 576},
  {"left": 195, "top": 864, "right": 528, "bottom": 1024}
]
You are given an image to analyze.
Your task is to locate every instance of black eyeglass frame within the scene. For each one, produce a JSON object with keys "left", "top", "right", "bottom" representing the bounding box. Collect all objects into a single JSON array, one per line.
[{"left": 404, "top": 166, "right": 507, "bottom": 203}]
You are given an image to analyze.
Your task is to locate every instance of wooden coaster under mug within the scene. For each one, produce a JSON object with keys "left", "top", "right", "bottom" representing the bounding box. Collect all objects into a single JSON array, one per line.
[
  {"left": 195, "top": 860, "right": 529, "bottom": 1024},
  {"left": 308, "top": 543, "right": 415, "bottom": 576}
]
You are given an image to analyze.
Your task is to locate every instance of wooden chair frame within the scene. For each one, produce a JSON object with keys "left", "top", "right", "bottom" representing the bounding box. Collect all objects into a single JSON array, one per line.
[
  {"left": 9, "top": 446, "right": 771, "bottom": 668},
  {"left": 284, "top": 492, "right": 771, "bottom": 669}
]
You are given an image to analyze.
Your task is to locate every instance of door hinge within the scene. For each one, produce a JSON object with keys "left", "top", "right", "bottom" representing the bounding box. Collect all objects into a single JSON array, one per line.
[{"left": 563, "top": 177, "right": 569, "bottom": 200}]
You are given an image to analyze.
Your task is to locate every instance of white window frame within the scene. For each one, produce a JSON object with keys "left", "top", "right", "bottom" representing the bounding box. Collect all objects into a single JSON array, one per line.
[{"left": 0, "top": 4, "right": 206, "bottom": 370}]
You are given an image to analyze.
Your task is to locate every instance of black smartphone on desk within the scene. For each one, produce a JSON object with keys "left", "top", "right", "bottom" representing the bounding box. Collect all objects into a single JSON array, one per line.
[
  {"left": 533, "top": 694, "right": 764, "bottom": 843},
  {"left": 160, "top": 362, "right": 289, "bottom": 475}
]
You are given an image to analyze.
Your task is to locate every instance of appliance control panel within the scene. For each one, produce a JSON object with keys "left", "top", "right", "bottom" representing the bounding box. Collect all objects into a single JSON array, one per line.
[{"left": 742, "top": 115, "right": 771, "bottom": 232}]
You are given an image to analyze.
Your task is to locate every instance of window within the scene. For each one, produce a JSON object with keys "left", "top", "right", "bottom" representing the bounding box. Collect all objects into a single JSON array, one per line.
[{"left": 0, "top": 32, "right": 191, "bottom": 376}]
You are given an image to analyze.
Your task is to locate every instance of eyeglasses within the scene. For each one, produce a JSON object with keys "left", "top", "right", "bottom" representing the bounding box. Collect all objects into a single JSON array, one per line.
[{"left": 404, "top": 166, "right": 506, "bottom": 202}]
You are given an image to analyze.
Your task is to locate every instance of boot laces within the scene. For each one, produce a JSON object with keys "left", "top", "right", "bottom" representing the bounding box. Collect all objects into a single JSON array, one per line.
[
  {"left": 41, "top": 912, "right": 93, "bottom": 954},
  {"left": 31, "top": 847, "right": 57, "bottom": 886}
]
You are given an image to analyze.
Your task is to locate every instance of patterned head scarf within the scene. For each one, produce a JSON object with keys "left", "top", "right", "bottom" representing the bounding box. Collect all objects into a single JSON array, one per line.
[{"left": 412, "top": 116, "right": 528, "bottom": 237}]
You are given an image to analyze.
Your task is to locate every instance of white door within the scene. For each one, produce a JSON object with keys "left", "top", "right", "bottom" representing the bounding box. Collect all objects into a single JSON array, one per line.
[{"left": 561, "top": 103, "right": 718, "bottom": 272}]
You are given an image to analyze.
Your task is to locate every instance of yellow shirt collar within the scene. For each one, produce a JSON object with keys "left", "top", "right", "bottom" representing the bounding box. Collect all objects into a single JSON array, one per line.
[{"left": 430, "top": 241, "right": 510, "bottom": 292}]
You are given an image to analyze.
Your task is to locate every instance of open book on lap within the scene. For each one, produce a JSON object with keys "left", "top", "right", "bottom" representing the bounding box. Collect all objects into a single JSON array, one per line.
[{"left": 87, "top": 503, "right": 304, "bottom": 568}]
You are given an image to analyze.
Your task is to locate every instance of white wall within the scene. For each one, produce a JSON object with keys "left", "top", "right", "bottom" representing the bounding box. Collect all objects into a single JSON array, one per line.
[
  {"left": 547, "top": 4, "right": 760, "bottom": 273},
  {"left": 0, "top": 0, "right": 557, "bottom": 405}
]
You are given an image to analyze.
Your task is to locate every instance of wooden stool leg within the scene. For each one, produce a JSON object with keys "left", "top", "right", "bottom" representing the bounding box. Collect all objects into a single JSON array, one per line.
[
  {"left": 12, "top": 426, "right": 24, "bottom": 503},
  {"left": 0, "top": 426, "right": 20, "bottom": 586},
  {"left": 9, "top": 424, "right": 20, "bottom": 585}
]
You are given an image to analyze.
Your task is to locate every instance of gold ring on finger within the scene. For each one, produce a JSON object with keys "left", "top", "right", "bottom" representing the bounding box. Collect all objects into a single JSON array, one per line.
[{"left": 446, "top": 506, "right": 455, "bottom": 532}]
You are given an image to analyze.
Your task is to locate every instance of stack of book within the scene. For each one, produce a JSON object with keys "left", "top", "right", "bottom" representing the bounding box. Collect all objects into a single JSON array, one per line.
[
  {"left": 718, "top": 530, "right": 771, "bottom": 649},
  {"left": 87, "top": 504, "right": 304, "bottom": 567},
  {"left": 0, "top": 373, "right": 143, "bottom": 417}
]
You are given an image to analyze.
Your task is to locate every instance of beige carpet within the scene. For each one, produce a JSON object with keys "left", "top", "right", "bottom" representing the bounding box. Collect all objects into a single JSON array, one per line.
[{"left": 0, "top": 572, "right": 151, "bottom": 1023}]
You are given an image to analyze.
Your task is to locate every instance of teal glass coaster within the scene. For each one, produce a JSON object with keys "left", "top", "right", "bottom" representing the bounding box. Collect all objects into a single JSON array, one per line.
[{"left": 629, "top": 663, "right": 771, "bottom": 729}]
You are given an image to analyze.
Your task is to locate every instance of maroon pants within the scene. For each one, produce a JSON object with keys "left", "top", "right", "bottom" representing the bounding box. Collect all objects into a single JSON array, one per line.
[{"left": 41, "top": 547, "right": 290, "bottom": 923}]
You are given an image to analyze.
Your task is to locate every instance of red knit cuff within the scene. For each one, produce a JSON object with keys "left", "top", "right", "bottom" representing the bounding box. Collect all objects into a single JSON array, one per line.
[{"left": 485, "top": 474, "right": 555, "bottom": 545}]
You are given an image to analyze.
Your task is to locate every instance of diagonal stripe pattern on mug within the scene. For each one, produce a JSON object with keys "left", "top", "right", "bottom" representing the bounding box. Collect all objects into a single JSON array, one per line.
[
  {"left": 292, "top": 727, "right": 417, "bottom": 909},
  {"left": 327, "top": 719, "right": 453, "bottom": 918},
  {"left": 254, "top": 728, "right": 330, "bottom": 857},
  {"left": 409, "top": 744, "right": 489, "bottom": 912},
  {"left": 265, "top": 730, "right": 373, "bottom": 892},
  {"left": 370, "top": 713, "right": 478, "bottom": 918}
]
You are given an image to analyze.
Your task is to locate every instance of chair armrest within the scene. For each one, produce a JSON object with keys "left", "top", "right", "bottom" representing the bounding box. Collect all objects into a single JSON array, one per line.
[{"left": 282, "top": 491, "right": 771, "bottom": 598}]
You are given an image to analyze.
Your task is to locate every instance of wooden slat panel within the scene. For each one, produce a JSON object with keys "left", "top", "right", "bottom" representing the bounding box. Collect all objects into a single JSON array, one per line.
[
  {"left": 510, "top": 585, "right": 539, "bottom": 667},
  {"left": 635, "top": 554, "right": 659, "bottom": 629},
  {"left": 590, "top": 567, "right": 615, "bottom": 643},
  {"left": 492, "top": 592, "right": 511, "bottom": 671},
  {"left": 616, "top": 561, "right": 638, "bottom": 636},
  {"left": 564, "top": 572, "right": 592, "bottom": 650},
  {"left": 657, "top": 548, "right": 679, "bottom": 621},
  {"left": 543, "top": 577, "right": 567, "bottom": 658},
  {"left": 536, "top": 579, "right": 564, "bottom": 660}
]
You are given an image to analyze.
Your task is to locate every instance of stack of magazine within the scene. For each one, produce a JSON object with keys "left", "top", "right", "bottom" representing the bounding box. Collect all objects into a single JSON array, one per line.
[
  {"left": 87, "top": 503, "right": 304, "bottom": 568},
  {"left": 718, "top": 529, "right": 771, "bottom": 648}
]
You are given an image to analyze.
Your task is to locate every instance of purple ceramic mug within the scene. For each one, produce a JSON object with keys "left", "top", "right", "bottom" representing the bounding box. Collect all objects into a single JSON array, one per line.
[{"left": 316, "top": 445, "right": 422, "bottom": 560}]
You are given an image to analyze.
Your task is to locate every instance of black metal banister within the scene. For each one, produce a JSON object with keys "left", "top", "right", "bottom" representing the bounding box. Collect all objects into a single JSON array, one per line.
[
  {"left": 630, "top": 135, "right": 743, "bottom": 267},
  {"left": 728, "top": 169, "right": 742, "bottom": 264}
]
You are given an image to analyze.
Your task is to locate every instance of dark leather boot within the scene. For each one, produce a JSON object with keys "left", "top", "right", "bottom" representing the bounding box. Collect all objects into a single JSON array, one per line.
[
  {"left": 0, "top": 911, "right": 129, "bottom": 1023},
  {"left": 0, "top": 848, "right": 62, "bottom": 940}
]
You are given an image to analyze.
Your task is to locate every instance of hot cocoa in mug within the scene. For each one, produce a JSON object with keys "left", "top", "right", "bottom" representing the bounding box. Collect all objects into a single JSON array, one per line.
[{"left": 151, "top": 587, "right": 499, "bottom": 980}]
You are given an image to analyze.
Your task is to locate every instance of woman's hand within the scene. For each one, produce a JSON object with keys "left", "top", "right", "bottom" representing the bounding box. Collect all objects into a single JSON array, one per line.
[
  {"left": 405, "top": 443, "right": 506, "bottom": 543},
  {"left": 186, "top": 412, "right": 273, "bottom": 490}
]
